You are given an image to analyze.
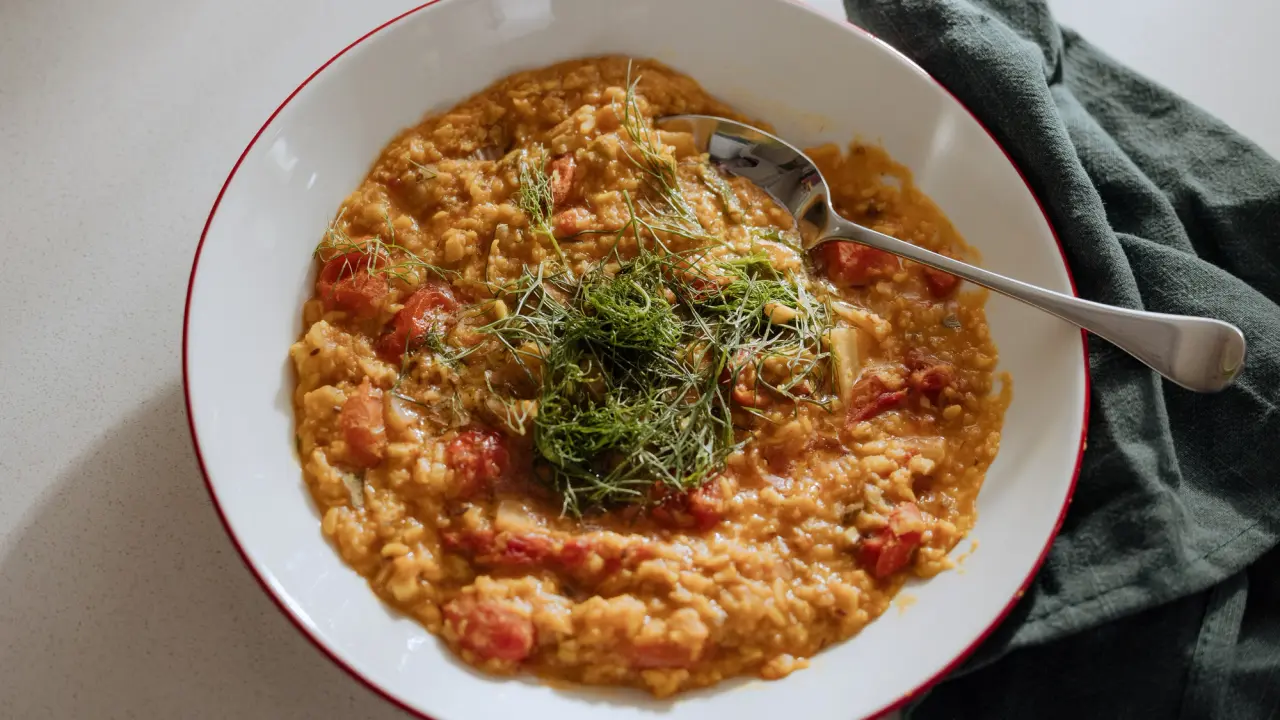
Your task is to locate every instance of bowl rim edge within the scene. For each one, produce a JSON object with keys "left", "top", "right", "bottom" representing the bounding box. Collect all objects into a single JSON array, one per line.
[{"left": 180, "top": 2, "right": 1092, "bottom": 717}]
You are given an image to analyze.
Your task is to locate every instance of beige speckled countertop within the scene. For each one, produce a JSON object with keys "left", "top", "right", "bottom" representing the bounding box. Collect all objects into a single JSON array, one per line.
[{"left": 1, "top": 0, "right": 1274, "bottom": 717}]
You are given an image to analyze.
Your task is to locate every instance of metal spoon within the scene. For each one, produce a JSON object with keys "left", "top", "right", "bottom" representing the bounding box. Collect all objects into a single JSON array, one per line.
[{"left": 656, "top": 114, "right": 1246, "bottom": 393}]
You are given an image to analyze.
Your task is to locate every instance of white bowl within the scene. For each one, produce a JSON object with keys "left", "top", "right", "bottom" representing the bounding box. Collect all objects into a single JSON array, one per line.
[{"left": 183, "top": 0, "right": 1088, "bottom": 718}]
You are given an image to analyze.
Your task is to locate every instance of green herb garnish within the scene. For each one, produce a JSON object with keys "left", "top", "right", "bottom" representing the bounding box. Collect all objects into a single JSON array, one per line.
[
  {"left": 750, "top": 226, "right": 804, "bottom": 253},
  {"left": 697, "top": 163, "right": 743, "bottom": 222},
  {"left": 471, "top": 242, "right": 832, "bottom": 514},
  {"left": 616, "top": 63, "right": 710, "bottom": 245},
  {"left": 515, "top": 146, "right": 570, "bottom": 268}
]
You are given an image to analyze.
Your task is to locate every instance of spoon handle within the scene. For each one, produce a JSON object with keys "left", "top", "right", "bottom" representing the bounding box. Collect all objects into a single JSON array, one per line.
[{"left": 821, "top": 217, "right": 1247, "bottom": 393}]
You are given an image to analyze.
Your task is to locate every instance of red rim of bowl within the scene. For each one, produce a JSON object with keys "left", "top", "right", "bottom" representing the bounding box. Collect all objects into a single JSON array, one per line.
[{"left": 181, "top": 3, "right": 1090, "bottom": 718}]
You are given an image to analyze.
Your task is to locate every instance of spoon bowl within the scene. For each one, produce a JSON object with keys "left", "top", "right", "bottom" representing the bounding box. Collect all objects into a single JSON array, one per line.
[{"left": 657, "top": 114, "right": 1247, "bottom": 393}]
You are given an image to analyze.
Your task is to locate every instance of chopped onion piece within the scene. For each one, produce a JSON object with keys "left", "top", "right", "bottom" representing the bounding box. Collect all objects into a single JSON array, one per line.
[
  {"left": 495, "top": 498, "right": 542, "bottom": 531},
  {"left": 829, "top": 327, "right": 864, "bottom": 404},
  {"left": 342, "top": 472, "right": 365, "bottom": 509},
  {"left": 763, "top": 302, "right": 798, "bottom": 325},
  {"left": 387, "top": 392, "right": 420, "bottom": 432},
  {"left": 831, "top": 301, "right": 892, "bottom": 341}
]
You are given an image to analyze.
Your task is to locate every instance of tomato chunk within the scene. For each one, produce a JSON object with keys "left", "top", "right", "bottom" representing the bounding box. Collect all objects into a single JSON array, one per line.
[
  {"left": 923, "top": 267, "right": 960, "bottom": 297},
  {"left": 498, "top": 533, "right": 556, "bottom": 565},
  {"left": 376, "top": 281, "right": 458, "bottom": 359},
  {"left": 442, "top": 530, "right": 554, "bottom": 566},
  {"left": 444, "top": 530, "right": 650, "bottom": 580},
  {"left": 650, "top": 480, "right": 725, "bottom": 532},
  {"left": 555, "top": 538, "right": 592, "bottom": 569},
  {"left": 339, "top": 378, "right": 386, "bottom": 468},
  {"left": 820, "top": 241, "right": 900, "bottom": 286},
  {"left": 846, "top": 374, "right": 908, "bottom": 424},
  {"left": 548, "top": 153, "right": 576, "bottom": 206},
  {"left": 443, "top": 596, "right": 534, "bottom": 663},
  {"left": 446, "top": 428, "right": 510, "bottom": 498},
  {"left": 687, "top": 483, "right": 726, "bottom": 531},
  {"left": 909, "top": 365, "right": 953, "bottom": 395},
  {"left": 440, "top": 529, "right": 497, "bottom": 556},
  {"left": 860, "top": 503, "right": 925, "bottom": 578},
  {"left": 905, "top": 350, "right": 956, "bottom": 396},
  {"left": 862, "top": 530, "right": 919, "bottom": 578},
  {"left": 316, "top": 251, "right": 389, "bottom": 317},
  {"left": 558, "top": 537, "right": 650, "bottom": 575}
]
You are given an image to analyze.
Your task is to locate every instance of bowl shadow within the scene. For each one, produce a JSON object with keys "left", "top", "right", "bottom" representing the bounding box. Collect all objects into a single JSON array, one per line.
[{"left": 0, "top": 381, "right": 410, "bottom": 719}]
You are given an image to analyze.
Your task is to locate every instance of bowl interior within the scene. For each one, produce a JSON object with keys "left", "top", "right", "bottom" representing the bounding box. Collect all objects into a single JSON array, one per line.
[{"left": 185, "top": 0, "right": 1086, "bottom": 718}]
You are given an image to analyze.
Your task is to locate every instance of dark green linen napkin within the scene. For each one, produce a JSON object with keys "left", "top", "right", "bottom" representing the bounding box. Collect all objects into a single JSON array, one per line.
[{"left": 840, "top": 1, "right": 1280, "bottom": 717}]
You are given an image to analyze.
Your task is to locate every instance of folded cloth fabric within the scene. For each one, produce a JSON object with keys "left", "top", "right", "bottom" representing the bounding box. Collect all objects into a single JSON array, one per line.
[{"left": 841, "top": 1, "right": 1280, "bottom": 717}]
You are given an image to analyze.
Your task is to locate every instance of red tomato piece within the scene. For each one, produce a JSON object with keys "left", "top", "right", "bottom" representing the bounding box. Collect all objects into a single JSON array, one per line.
[
  {"left": 499, "top": 533, "right": 556, "bottom": 565},
  {"left": 860, "top": 503, "right": 925, "bottom": 578},
  {"left": 846, "top": 375, "right": 908, "bottom": 424},
  {"left": 556, "top": 538, "right": 593, "bottom": 570},
  {"left": 316, "top": 251, "right": 368, "bottom": 296},
  {"left": 820, "top": 241, "right": 901, "bottom": 286},
  {"left": 555, "top": 538, "right": 645, "bottom": 575},
  {"left": 909, "top": 364, "right": 954, "bottom": 396},
  {"left": 330, "top": 273, "right": 388, "bottom": 318},
  {"left": 686, "top": 483, "right": 726, "bottom": 531},
  {"left": 650, "top": 480, "right": 725, "bottom": 532},
  {"left": 316, "top": 252, "right": 389, "bottom": 317},
  {"left": 443, "top": 531, "right": 554, "bottom": 566},
  {"left": 621, "top": 544, "right": 656, "bottom": 568},
  {"left": 339, "top": 378, "right": 386, "bottom": 468},
  {"left": 443, "top": 596, "right": 535, "bottom": 663},
  {"left": 376, "top": 281, "right": 458, "bottom": 359},
  {"left": 446, "top": 531, "right": 652, "bottom": 582},
  {"left": 868, "top": 530, "right": 921, "bottom": 577},
  {"left": 446, "top": 428, "right": 510, "bottom": 498},
  {"left": 850, "top": 390, "right": 907, "bottom": 423},
  {"left": 905, "top": 350, "right": 956, "bottom": 396},
  {"left": 923, "top": 267, "right": 960, "bottom": 297},
  {"left": 548, "top": 153, "right": 576, "bottom": 206},
  {"left": 440, "top": 529, "right": 498, "bottom": 556},
  {"left": 549, "top": 538, "right": 600, "bottom": 574}
]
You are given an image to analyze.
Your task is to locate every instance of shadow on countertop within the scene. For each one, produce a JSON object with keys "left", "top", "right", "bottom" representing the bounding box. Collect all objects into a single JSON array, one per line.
[{"left": 0, "top": 381, "right": 409, "bottom": 720}]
